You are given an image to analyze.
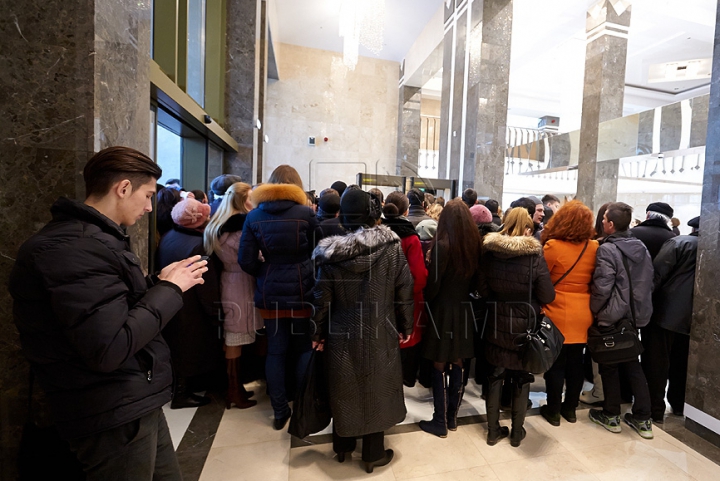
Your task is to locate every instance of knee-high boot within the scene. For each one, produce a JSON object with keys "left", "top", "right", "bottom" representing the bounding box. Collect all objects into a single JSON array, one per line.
[
  {"left": 510, "top": 380, "right": 530, "bottom": 447},
  {"left": 447, "top": 365, "right": 464, "bottom": 431},
  {"left": 226, "top": 358, "right": 257, "bottom": 410},
  {"left": 419, "top": 368, "right": 448, "bottom": 438},
  {"left": 485, "top": 374, "right": 509, "bottom": 445}
]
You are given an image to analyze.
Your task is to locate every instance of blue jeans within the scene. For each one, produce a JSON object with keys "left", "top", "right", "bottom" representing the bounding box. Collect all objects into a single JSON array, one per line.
[{"left": 264, "top": 317, "right": 312, "bottom": 419}]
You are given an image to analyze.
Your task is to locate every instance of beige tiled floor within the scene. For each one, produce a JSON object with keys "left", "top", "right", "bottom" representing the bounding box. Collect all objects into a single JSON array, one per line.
[{"left": 197, "top": 381, "right": 720, "bottom": 481}]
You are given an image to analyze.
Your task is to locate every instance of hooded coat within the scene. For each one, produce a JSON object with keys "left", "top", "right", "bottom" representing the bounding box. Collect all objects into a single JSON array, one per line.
[
  {"left": 382, "top": 216, "right": 428, "bottom": 348},
  {"left": 590, "top": 231, "right": 654, "bottom": 328},
  {"left": 423, "top": 240, "right": 483, "bottom": 363},
  {"left": 312, "top": 225, "right": 414, "bottom": 437},
  {"left": 156, "top": 225, "right": 224, "bottom": 378},
  {"left": 651, "top": 233, "right": 698, "bottom": 334},
  {"left": 239, "top": 183, "right": 319, "bottom": 315},
  {"left": 631, "top": 218, "right": 676, "bottom": 259},
  {"left": 478, "top": 233, "right": 556, "bottom": 371},
  {"left": 10, "top": 198, "right": 183, "bottom": 439},
  {"left": 215, "top": 214, "right": 264, "bottom": 345}
]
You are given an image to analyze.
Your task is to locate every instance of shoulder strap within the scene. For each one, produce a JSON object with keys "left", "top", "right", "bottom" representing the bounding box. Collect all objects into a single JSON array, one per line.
[
  {"left": 528, "top": 255, "right": 536, "bottom": 331},
  {"left": 620, "top": 253, "right": 637, "bottom": 328},
  {"left": 553, "top": 240, "right": 589, "bottom": 287}
]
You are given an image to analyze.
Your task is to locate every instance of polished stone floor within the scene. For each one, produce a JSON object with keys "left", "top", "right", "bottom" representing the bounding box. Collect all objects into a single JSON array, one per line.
[{"left": 167, "top": 380, "right": 720, "bottom": 481}]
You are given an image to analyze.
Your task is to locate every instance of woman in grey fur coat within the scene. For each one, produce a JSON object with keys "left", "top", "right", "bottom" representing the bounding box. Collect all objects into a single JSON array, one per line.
[{"left": 312, "top": 190, "right": 414, "bottom": 473}]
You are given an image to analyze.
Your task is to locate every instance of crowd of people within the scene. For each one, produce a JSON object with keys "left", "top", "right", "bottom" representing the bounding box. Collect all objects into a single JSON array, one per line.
[{"left": 9, "top": 146, "right": 700, "bottom": 478}]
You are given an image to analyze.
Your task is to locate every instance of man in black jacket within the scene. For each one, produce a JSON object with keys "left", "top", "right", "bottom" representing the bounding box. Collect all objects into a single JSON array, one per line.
[
  {"left": 642, "top": 216, "right": 700, "bottom": 423},
  {"left": 631, "top": 202, "right": 677, "bottom": 259},
  {"left": 10, "top": 147, "right": 208, "bottom": 480}
]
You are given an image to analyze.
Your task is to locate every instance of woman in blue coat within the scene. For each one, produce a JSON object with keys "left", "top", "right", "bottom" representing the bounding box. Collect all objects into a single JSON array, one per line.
[{"left": 239, "top": 165, "right": 319, "bottom": 429}]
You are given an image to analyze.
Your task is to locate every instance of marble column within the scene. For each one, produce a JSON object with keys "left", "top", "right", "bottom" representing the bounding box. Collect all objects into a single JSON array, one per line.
[
  {"left": 576, "top": 0, "right": 631, "bottom": 213},
  {"left": 225, "top": 0, "right": 263, "bottom": 183},
  {"left": 466, "top": 0, "right": 512, "bottom": 199},
  {"left": 436, "top": 0, "right": 511, "bottom": 198},
  {"left": 685, "top": 1, "right": 720, "bottom": 448},
  {"left": 396, "top": 86, "right": 422, "bottom": 177},
  {"left": 0, "top": 0, "right": 152, "bottom": 477}
]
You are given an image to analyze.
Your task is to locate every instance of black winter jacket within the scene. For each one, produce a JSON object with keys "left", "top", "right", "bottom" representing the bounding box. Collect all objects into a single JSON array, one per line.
[
  {"left": 631, "top": 218, "right": 676, "bottom": 259},
  {"left": 239, "top": 183, "right": 319, "bottom": 312},
  {"left": 9, "top": 198, "right": 183, "bottom": 439},
  {"left": 156, "top": 225, "right": 224, "bottom": 378},
  {"left": 590, "top": 231, "right": 654, "bottom": 327},
  {"left": 478, "top": 233, "right": 555, "bottom": 371},
  {"left": 312, "top": 225, "right": 414, "bottom": 437},
  {"left": 407, "top": 205, "right": 431, "bottom": 227},
  {"left": 314, "top": 217, "right": 346, "bottom": 247},
  {"left": 651, "top": 233, "right": 698, "bottom": 334}
]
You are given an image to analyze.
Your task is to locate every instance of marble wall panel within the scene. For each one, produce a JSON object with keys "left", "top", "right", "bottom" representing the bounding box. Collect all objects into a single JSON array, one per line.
[
  {"left": 690, "top": 95, "right": 710, "bottom": 148},
  {"left": 225, "top": 0, "right": 260, "bottom": 183},
  {"left": 264, "top": 44, "right": 399, "bottom": 190},
  {"left": 660, "top": 102, "right": 682, "bottom": 153},
  {"left": 449, "top": 11, "right": 468, "bottom": 184},
  {"left": 637, "top": 110, "right": 654, "bottom": 155},
  {"left": 0, "top": 1, "right": 153, "bottom": 476},
  {"left": 437, "top": 27, "right": 455, "bottom": 179},
  {"left": 396, "top": 86, "right": 422, "bottom": 176},
  {"left": 686, "top": 4, "right": 720, "bottom": 439},
  {"left": 548, "top": 134, "right": 571, "bottom": 168}
]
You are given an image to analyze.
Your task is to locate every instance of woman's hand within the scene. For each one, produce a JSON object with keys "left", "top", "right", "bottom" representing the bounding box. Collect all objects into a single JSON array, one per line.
[
  {"left": 312, "top": 340, "right": 325, "bottom": 351},
  {"left": 399, "top": 333, "right": 410, "bottom": 344}
]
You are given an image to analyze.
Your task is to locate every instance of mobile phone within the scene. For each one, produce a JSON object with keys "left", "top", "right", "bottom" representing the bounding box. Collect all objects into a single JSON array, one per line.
[{"left": 199, "top": 255, "right": 210, "bottom": 262}]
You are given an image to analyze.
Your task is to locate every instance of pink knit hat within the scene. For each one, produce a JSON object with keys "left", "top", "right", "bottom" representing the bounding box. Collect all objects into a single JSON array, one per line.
[
  {"left": 470, "top": 204, "right": 492, "bottom": 225},
  {"left": 171, "top": 199, "right": 211, "bottom": 229}
]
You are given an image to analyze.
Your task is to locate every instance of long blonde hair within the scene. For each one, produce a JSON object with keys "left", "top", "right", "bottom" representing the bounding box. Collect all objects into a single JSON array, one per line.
[
  {"left": 500, "top": 207, "right": 534, "bottom": 237},
  {"left": 204, "top": 182, "right": 252, "bottom": 255}
]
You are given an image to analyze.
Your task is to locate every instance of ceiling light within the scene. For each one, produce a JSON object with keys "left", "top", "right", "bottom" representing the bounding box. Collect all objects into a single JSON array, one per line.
[{"left": 339, "top": 0, "right": 386, "bottom": 70}]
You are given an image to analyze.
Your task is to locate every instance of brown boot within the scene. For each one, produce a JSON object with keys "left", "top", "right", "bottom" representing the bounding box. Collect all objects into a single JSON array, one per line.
[{"left": 226, "top": 358, "right": 257, "bottom": 410}]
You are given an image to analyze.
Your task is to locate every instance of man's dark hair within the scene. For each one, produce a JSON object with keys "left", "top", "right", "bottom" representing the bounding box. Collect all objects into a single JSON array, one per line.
[
  {"left": 369, "top": 188, "right": 384, "bottom": 204},
  {"left": 510, "top": 197, "right": 536, "bottom": 219},
  {"left": 461, "top": 188, "right": 477, "bottom": 208},
  {"left": 605, "top": 202, "right": 633, "bottom": 232},
  {"left": 542, "top": 194, "right": 560, "bottom": 204},
  {"left": 84, "top": 146, "right": 162, "bottom": 198},
  {"left": 424, "top": 192, "right": 435, "bottom": 206},
  {"left": 407, "top": 188, "right": 425, "bottom": 207},
  {"left": 485, "top": 199, "right": 499, "bottom": 215},
  {"left": 319, "top": 188, "right": 339, "bottom": 198},
  {"left": 436, "top": 196, "right": 445, "bottom": 207}
]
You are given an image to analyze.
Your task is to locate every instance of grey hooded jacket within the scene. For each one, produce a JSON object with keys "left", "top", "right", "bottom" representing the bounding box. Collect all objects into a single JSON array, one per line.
[{"left": 590, "top": 231, "right": 654, "bottom": 327}]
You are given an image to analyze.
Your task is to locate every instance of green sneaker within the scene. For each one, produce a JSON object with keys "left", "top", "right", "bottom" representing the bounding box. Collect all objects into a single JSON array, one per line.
[
  {"left": 589, "top": 409, "right": 622, "bottom": 433},
  {"left": 624, "top": 413, "right": 654, "bottom": 439}
]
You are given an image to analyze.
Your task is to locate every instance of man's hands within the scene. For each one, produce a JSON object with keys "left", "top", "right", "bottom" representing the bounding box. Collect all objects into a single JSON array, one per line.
[{"left": 159, "top": 255, "right": 208, "bottom": 292}]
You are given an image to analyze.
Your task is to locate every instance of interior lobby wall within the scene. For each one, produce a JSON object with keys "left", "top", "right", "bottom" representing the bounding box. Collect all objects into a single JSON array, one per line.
[{"left": 264, "top": 43, "right": 400, "bottom": 191}]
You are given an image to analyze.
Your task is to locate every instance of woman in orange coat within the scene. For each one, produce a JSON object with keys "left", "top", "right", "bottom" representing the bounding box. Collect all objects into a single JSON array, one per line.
[{"left": 540, "top": 200, "right": 599, "bottom": 426}]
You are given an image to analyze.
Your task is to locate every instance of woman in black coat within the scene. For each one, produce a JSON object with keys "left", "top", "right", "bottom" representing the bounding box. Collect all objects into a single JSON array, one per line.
[
  {"left": 419, "top": 199, "right": 483, "bottom": 438},
  {"left": 313, "top": 190, "right": 414, "bottom": 473},
  {"left": 478, "top": 208, "right": 555, "bottom": 447},
  {"left": 239, "top": 165, "right": 319, "bottom": 429},
  {"left": 156, "top": 198, "right": 224, "bottom": 409}
]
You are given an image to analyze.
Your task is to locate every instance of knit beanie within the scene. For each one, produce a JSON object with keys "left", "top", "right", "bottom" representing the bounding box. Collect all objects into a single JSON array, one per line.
[
  {"left": 171, "top": 198, "right": 211, "bottom": 229},
  {"left": 340, "top": 190, "right": 380, "bottom": 230},
  {"left": 646, "top": 202, "right": 674, "bottom": 218},
  {"left": 469, "top": 205, "right": 493, "bottom": 225},
  {"left": 210, "top": 174, "right": 243, "bottom": 195},
  {"left": 416, "top": 219, "right": 437, "bottom": 241},
  {"left": 330, "top": 181, "right": 347, "bottom": 198},
  {"left": 318, "top": 193, "right": 341, "bottom": 216}
]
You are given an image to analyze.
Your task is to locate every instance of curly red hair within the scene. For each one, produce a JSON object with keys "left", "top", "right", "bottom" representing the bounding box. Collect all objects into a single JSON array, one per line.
[{"left": 541, "top": 200, "right": 595, "bottom": 244}]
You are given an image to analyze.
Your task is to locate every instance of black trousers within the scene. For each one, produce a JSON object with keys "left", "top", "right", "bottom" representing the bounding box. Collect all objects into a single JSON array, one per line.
[
  {"left": 599, "top": 360, "right": 651, "bottom": 421},
  {"left": 332, "top": 425, "right": 385, "bottom": 462},
  {"left": 67, "top": 408, "right": 182, "bottom": 481},
  {"left": 641, "top": 323, "right": 690, "bottom": 419},
  {"left": 401, "top": 344, "right": 421, "bottom": 387},
  {"left": 543, "top": 344, "right": 585, "bottom": 414}
]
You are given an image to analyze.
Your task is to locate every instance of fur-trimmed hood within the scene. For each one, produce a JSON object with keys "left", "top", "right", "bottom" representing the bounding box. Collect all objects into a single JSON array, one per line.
[
  {"left": 482, "top": 232, "right": 542, "bottom": 258},
  {"left": 313, "top": 225, "right": 400, "bottom": 272},
  {"left": 251, "top": 183, "right": 307, "bottom": 208}
]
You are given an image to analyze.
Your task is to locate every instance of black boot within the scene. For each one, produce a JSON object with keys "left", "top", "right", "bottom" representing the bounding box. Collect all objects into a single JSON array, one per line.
[
  {"left": 510, "top": 380, "right": 530, "bottom": 447},
  {"left": 171, "top": 376, "right": 211, "bottom": 409},
  {"left": 419, "top": 368, "right": 448, "bottom": 438},
  {"left": 447, "top": 365, "right": 464, "bottom": 431},
  {"left": 485, "top": 375, "right": 509, "bottom": 445}
]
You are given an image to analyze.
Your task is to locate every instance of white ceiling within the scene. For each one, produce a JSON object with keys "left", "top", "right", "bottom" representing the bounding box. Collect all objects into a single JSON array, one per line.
[
  {"left": 272, "top": 0, "right": 717, "bottom": 132},
  {"left": 272, "top": 0, "right": 443, "bottom": 63}
]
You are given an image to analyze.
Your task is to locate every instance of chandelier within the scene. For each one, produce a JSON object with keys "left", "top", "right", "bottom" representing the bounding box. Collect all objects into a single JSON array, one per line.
[{"left": 339, "top": 0, "right": 386, "bottom": 70}]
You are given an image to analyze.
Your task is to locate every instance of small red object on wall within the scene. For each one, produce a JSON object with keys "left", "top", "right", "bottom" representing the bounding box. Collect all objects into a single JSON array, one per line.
[{"left": 324, "top": 137, "right": 329, "bottom": 142}]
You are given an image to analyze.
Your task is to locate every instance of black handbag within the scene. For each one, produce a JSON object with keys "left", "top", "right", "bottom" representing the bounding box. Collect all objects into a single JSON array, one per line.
[
  {"left": 288, "top": 347, "right": 331, "bottom": 439},
  {"left": 519, "top": 255, "right": 565, "bottom": 374},
  {"left": 587, "top": 254, "right": 644, "bottom": 364}
]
